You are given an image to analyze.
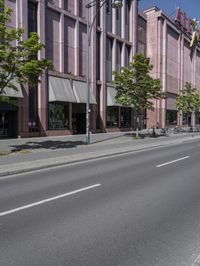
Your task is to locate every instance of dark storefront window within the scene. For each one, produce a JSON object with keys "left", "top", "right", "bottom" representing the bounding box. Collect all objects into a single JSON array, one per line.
[
  {"left": 49, "top": 102, "right": 69, "bottom": 129},
  {"left": 183, "top": 112, "right": 191, "bottom": 126},
  {"left": 121, "top": 107, "right": 131, "bottom": 127},
  {"left": 106, "top": 106, "right": 119, "bottom": 127},
  {"left": 166, "top": 110, "right": 177, "bottom": 126}
]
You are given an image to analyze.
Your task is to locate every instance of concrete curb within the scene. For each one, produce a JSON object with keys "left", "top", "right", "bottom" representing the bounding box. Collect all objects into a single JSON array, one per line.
[
  {"left": 0, "top": 144, "right": 164, "bottom": 177},
  {"left": 0, "top": 135, "right": 200, "bottom": 178}
]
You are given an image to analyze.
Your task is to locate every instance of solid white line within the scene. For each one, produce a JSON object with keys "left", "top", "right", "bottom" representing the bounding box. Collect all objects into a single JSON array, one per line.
[
  {"left": 156, "top": 156, "right": 190, "bottom": 168},
  {"left": 0, "top": 184, "right": 101, "bottom": 217}
]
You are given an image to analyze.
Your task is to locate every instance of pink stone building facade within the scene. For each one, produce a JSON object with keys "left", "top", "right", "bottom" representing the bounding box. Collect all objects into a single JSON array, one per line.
[
  {"left": 1, "top": 1, "right": 200, "bottom": 138},
  {"left": 1, "top": 0, "right": 138, "bottom": 138},
  {"left": 144, "top": 7, "right": 200, "bottom": 129}
]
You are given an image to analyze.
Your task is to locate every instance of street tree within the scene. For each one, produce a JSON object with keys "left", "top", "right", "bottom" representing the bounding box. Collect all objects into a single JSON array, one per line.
[
  {"left": 112, "top": 53, "right": 165, "bottom": 137},
  {"left": 176, "top": 82, "right": 200, "bottom": 130},
  {"left": 0, "top": 0, "right": 53, "bottom": 105}
]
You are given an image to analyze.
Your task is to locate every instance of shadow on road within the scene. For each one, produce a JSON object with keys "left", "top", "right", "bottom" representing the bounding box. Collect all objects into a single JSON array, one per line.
[{"left": 11, "top": 140, "right": 84, "bottom": 152}]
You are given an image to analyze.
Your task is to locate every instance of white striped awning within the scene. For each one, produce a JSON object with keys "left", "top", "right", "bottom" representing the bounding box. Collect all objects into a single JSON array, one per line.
[
  {"left": 2, "top": 79, "right": 23, "bottom": 98},
  {"left": 73, "top": 80, "right": 97, "bottom": 104},
  {"left": 107, "top": 86, "right": 122, "bottom": 106},
  {"left": 49, "top": 76, "right": 77, "bottom": 103}
]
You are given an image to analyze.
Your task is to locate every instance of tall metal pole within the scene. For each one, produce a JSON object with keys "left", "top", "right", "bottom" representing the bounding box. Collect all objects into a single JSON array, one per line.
[
  {"left": 86, "top": 7, "right": 90, "bottom": 145},
  {"left": 85, "top": 0, "right": 122, "bottom": 144}
]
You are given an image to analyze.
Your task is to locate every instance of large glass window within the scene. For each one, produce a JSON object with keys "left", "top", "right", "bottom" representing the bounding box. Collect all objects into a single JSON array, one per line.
[
  {"left": 183, "top": 112, "right": 191, "bottom": 126},
  {"left": 121, "top": 107, "right": 131, "bottom": 128},
  {"left": 116, "top": 41, "right": 122, "bottom": 72},
  {"left": 106, "top": 107, "right": 119, "bottom": 127},
  {"left": 125, "top": 45, "right": 131, "bottom": 67},
  {"left": 106, "top": 0, "right": 112, "bottom": 32},
  {"left": 106, "top": 38, "right": 113, "bottom": 82},
  {"left": 49, "top": 102, "right": 69, "bottom": 129},
  {"left": 166, "top": 110, "right": 177, "bottom": 126},
  {"left": 28, "top": 1, "right": 37, "bottom": 34},
  {"left": 116, "top": 8, "right": 121, "bottom": 36},
  {"left": 125, "top": 0, "right": 130, "bottom": 40}
]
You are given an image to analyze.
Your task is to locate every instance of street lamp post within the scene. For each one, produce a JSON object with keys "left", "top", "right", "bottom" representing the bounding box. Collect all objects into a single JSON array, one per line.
[{"left": 85, "top": 0, "right": 123, "bottom": 145}]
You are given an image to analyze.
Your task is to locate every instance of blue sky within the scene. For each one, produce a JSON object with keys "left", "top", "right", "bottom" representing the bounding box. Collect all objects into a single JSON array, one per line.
[{"left": 139, "top": 0, "right": 200, "bottom": 21}]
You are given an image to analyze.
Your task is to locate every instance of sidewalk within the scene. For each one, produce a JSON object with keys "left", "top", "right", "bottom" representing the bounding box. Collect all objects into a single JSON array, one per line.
[{"left": 0, "top": 131, "right": 200, "bottom": 177}]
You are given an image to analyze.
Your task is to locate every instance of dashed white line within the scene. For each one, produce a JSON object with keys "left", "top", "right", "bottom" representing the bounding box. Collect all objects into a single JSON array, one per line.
[
  {"left": 0, "top": 184, "right": 101, "bottom": 217},
  {"left": 156, "top": 156, "right": 190, "bottom": 168}
]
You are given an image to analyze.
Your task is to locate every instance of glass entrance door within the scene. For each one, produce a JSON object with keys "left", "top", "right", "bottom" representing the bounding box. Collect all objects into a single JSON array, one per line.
[{"left": 0, "top": 112, "right": 8, "bottom": 137}]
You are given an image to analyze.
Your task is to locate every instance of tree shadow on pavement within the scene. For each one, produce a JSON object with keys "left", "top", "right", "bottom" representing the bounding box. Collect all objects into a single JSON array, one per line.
[{"left": 11, "top": 140, "right": 84, "bottom": 152}]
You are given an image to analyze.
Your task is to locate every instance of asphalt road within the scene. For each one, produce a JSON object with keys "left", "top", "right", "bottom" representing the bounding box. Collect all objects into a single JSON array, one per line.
[{"left": 1, "top": 140, "right": 200, "bottom": 266}]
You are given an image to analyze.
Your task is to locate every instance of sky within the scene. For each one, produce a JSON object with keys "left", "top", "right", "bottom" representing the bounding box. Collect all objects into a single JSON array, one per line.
[{"left": 139, "top": 0, "right": 200, "bottom": 21}]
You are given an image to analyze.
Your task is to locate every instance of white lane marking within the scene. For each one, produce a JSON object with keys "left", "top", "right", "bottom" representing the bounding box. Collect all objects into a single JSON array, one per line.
[
  {"left": 192, "top": 254, "right": 200, "bottom": 266},
  {"left": 0, "top": 184, "right": 101, "bottom": 217},
  {"left": 156, "top": 156, "right": 190, "bottom": 168}
]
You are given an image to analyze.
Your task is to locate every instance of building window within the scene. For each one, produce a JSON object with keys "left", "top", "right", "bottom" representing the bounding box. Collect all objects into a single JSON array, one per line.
[
  {"left": 96, "top": 1, "right": 101, "bottom": 27},
  {"left": 48, "top": 102, "right": 69, "bottom": 130},
  {"left": 28, "top": 1, "right": 37, "bottom": 34},
  {"left": 116, "top": 8, "right": 121, "bottom": 36},
  {"left": 106, "top": 38, "right": 113, "bottom": 82},
  {"left": 121, "top": 107, "right": 131, "bottom": 127},
  {"left": 116, "top": 41, "right": 122, "bottom": 72},
  {"left": 166, "top": 110, "right": 177, "bottom": 126},
  {"left": 125, "top": 0, "right": 130, "bottom": 40},
  {"left": 125, "top": 45, "right": 131, "bottom": 67},
  {"left": 79, "top": 0, "right": 87, "bottom": 18},
  {"left": 96, "top": 32, "right": 101, "bottom": 80},
  {"left": 106, "top": 106, "right": 119, "bottom": 127},
  {"left": 106, "top": 0, "right": 112, "bottom": 32},
  {"left": 64, "top": 1, "right": 75, "bottom": 13}
]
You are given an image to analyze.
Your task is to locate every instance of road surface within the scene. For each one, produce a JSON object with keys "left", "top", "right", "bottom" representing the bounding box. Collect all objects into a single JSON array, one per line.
[{"left": 1, "top": 139, "right": 200, "bottom": 265}]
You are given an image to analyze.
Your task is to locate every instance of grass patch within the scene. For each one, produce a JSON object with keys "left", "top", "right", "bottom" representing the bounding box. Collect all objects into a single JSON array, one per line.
[
  {"left": 0, "top": 150, "right": 10, "bottom": 156},
  {"left": 132, "top": 134, "right": 143, "bottom": 140},
  {"left": 13, "top": 149, "right": 32, "bottom": 155}
]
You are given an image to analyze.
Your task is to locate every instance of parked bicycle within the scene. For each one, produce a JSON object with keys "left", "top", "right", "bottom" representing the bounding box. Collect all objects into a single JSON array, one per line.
[
  {"left": 173, "top": 127, "right": 185, "bottom": 134},
  {"left": 160, "top": 127, "right": 170, "bottom": 136}
]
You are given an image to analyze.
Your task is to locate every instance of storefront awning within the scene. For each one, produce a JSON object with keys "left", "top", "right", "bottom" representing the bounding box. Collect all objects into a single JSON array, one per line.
[
  {"left": 2, "top": 80, "right": 23, "bottom": 98},
  {"left": 49, "top": 76, "right": 77, "bottom": 103},
  {"left": 166, "top": 94, "right": 177, "bottom": 110},
  {"left": 107, "top": 86, "right": 122, "bottom": 106},
  {"left": 73, "top": 80, "right": 97, "bottom": 104},
  {"left": 107, "top": 86, "right": 133, "bottom": 107}
]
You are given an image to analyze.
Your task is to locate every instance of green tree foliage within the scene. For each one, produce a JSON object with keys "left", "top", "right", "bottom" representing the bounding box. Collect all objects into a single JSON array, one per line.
[
  {"left": 113, "top": 53, "right": 165, "bottom": 135},
  {"left": 176, "top": 82, "right": 200, "bottom": 128},
  {"left": 176, "top": 82, "right": 200, "bottom": 113},
  {"left": 112, "top": 53, "right": 165, "bottom": 111},
  {"left": 0, "top": 0, "right": 53, "bottom": 104}
]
